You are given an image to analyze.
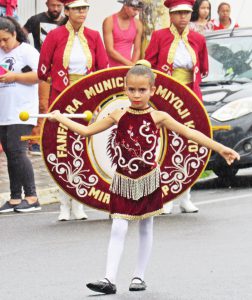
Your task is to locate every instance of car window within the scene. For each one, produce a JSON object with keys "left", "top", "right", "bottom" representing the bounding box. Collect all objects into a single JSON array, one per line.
[{"left": 204, "top": 36, "right": 252, "bottom": 82}]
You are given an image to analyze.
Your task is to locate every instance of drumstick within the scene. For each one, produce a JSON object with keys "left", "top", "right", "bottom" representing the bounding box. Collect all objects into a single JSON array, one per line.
[
  {"left": 20, "top": 135, "right": 41, "bottom": 141},
  {"left": 212, "top": 125, "right": 231, "bottom": 131},
  {"left": 19, "top": 110, "right": 93, "bottom": 122}
]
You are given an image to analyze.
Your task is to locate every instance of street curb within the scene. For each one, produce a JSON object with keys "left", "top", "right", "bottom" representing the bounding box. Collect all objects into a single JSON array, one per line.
[
  {"left": 0, "top": 174, "right": 216, "bottom": 207},
  {"left": 0, "top": 187, "right": 60, "bottom": 207}
]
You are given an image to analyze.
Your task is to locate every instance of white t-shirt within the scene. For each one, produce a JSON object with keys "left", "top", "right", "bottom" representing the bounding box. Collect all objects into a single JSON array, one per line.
[
  {"left": 173, "top": 40, "right": 194, "bottom": 70},
  {"left": 68, "top": 35, "right": 88, "bottom": 75},
  {"left": 0, "top": 43, "right": 39, "bottom": 126}
]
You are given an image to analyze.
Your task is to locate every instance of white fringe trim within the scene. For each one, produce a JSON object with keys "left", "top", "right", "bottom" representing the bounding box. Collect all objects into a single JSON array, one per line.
[{"left": 110, "top": 166, "right": 160, "bottom": 201}]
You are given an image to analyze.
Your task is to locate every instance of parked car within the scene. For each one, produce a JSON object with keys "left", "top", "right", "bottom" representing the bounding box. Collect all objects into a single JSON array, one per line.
[{"left": 202, "top": 27, "right": 252, "bottom": 179}]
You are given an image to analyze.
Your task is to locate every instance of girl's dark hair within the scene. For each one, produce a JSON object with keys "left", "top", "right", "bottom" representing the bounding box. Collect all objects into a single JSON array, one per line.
[
  {"left": 218, "top": 2, "right": 230, "bottom": 12},
  {"left": 0, "top": 16, "right": 28, "bottom": 43},
  {"left": 191, "top": 0, "right": 211, "bottom": 22},
  {"left": 126, "top": 62, "right": 156, "bottom": 86}
]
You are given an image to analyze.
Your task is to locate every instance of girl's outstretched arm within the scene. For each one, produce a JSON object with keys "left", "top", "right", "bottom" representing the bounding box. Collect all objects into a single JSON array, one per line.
[
  {"left": 156, "top": 111, "right": 240, "bottom": 165},
  {"left": 49, "top": 110, "right": 116, "bottom": 137}
]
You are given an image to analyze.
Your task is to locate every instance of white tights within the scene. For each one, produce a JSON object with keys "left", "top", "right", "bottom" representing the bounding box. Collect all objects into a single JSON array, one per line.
[{"left": 105, "top": 217, "right": 153, "bottom": 284}]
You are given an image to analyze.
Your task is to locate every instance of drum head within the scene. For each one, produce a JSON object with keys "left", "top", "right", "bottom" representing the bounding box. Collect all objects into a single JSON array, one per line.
[{"left": 41, "top": 67, "right": 211, "bottom": 212}]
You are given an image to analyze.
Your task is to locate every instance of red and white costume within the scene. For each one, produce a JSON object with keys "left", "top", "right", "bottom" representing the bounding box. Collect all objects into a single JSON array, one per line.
[
  {"left": 0, "top": 0, "right": 17, "bottom": 16},
  {"left": 38, "top": 21, "right": 108, "bottom": 105},
  {"left": 145, "top": 23, "right": 208, "bottom": 100},
  {"left": 212, "top": 18, "right": 239, "bottom": 31},
  {"left": 108, "top": 107, "right": 163, "bottom": 220}
]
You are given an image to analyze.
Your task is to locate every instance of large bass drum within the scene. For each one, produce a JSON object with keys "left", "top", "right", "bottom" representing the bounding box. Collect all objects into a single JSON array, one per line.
[{"left": 41, "top": 67, "right": 211, "bottom": 212}]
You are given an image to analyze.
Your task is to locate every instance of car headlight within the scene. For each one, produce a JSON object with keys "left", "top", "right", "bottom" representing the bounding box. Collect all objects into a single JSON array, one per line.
[
  {"left": 203, "top": 92, "right": 227, "bottom": 103},
  {"left": 211, "top": 97, "right": 252, "bottom": 121}
]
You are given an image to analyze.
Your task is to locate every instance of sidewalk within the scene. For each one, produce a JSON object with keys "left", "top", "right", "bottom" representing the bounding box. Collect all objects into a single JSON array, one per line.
[{"left": 0, "top": 152, "right": 60, "bottom": 206}]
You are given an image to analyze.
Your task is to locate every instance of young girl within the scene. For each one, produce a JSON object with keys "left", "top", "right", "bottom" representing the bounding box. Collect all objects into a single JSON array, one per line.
[
  {"left": 49, "top": 62, "right": 239, "bottom": 294},
  {"left": 190, "top": 0, "right": 213, "bottom": 35}
]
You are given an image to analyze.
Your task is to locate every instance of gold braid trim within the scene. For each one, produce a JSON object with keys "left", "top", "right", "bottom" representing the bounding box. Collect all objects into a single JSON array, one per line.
[
  {"left": 63, "top": 21, "right": 75, "bottom": 69},
  {"left": 111, "top": 208, "right": 164, "bottom": 220},
  {"left": 110, "top": 166, "right": 160, "bottom": 201},
  {"left": 168, "top": 24, "right": 181, "bottom": 65},
  {"left": 77, "top": 25, "right": 92, "bottom": 70},
  {"left": 167, "top": 24, "right": 196, "bottom": 67},
  {"left": 127, "top": 106, "right": 154, "bottom": 115},
  {"left": 63, "top": 21, "right": 92, "bottom": 70}
]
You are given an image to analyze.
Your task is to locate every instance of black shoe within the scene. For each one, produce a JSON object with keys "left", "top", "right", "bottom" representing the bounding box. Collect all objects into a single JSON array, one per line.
[
  {"left": 14, "top": 199, "right": 41, "bottom": 212},
  {"left": 0, "top": 201, "right": 19, "bottom": 213},
  {"left": 129, "top": 277, "right": 147, "bottom": 292},
  {"left": 86, "top": 278, "right": 116, "bottom": 294}
]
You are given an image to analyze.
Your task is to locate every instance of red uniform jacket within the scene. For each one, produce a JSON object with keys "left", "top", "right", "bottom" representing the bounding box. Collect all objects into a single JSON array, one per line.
[
  {"left": 0, "top": 0, "right": 17, "bottom": 15},
  {"left": 38, "top": 23, "right": 108, "bottom": 104},
  {"left": 212, "top": 18, "right": 239, "bottom": 31},
  {"left": 145, "top": 27, "right": 208, "bottom": 100}
]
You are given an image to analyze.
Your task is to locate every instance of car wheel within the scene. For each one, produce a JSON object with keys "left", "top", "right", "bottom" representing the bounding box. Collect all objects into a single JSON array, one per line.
[{"left": 213, "top": 166, "right": 239, "bottom": 178}]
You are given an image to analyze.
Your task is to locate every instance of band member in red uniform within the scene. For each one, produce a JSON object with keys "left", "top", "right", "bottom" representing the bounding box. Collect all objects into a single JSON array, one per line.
[
  {"left": 145, "top": 0, "right": 208, "bottom": 213},
  {"left": 38, "top": 0, "right": 108, "bottom": 106},
  {"left": 38, "top": 0, "right": 108, "bottom": 221},
  {"left": 48, "top": 62, "right": 239, "bottom": 294}
]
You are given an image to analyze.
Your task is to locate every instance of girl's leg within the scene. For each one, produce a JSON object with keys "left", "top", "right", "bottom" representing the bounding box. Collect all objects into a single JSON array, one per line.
[
  {"left": 71, "top": 199, "right": 88, "bottom": 220},
  {"left": 133, "top": 217, "right": 154, "bottom": 280},
  {"left": 179, "top": 188, "right": 199, "bottom": 213},
  {"left": 105, "top": 218, "right": 129, "bottom": 283},
  {"left": 58, "top": 189, "right": 71, "bottom": 221},
  {"left": 58, "top": 190, "right": 88, "bottom": 221}
]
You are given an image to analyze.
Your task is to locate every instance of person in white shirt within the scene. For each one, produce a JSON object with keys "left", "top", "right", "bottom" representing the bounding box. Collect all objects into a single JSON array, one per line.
[{"left": 0, "top": 17, "right": 41, "bottom": 213}]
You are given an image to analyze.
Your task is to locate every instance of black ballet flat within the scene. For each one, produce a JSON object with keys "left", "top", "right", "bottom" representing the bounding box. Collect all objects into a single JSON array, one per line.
[
  {"left": 86, "top": 278, "right": 117, "bottom": 294},
  {"left": 129, "top": 277, "right": 147, "bottom": 291}
]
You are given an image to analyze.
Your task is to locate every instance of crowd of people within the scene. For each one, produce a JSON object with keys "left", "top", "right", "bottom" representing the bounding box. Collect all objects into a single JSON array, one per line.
[
  {"left": 0, "top": 0, "right": 242, "bottom": 295},
  {"left": 0, "top": 0, "right": 239, "bottom": 214}
]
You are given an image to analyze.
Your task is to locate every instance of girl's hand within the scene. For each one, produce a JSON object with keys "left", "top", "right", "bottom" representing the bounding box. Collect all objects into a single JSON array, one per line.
[
  {"left": 48, "top": 110, "right": 61, "bottom": 122},
  {"left": 0, "top": 71, "right": 16, "bottom": 83},
  {"left": 219, "top": 146, "right": 240, "bottom": 165}
]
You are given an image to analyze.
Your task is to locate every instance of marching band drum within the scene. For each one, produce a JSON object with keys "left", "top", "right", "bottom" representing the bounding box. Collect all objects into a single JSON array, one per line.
[{"left": 21, "top": 67, "right": 211, "bottom": 212}]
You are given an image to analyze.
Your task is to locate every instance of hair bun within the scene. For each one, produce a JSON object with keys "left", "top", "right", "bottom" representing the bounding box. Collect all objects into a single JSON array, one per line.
[{"left": 135, "top": 59, "right": 151, "bottom": 68}]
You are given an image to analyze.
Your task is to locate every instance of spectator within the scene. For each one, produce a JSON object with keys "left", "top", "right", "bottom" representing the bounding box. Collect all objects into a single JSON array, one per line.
[
  {"left": 103, "top": 0, "right": 143, "bottom": 67},
  {"left": 23, "top": 0, "right": 64, "bottom": 52},
  {"left": 190, "top": 0, "right": 213, "bottom": 34},
  {"left": 23, "top": 0, "right": 64, "bottom": 156},
  {"left": 212, "top": 2, "right": 239, "bottom": 30},
  {"left": 38, "top": 0, "right": 108, "bottom": 221},
  {"left": 0, "top": 17, "right": 40, "bottom": 213},
  {"left": 0, "top": 0, "right": 18, "bottom": 19},
  {"left": 145, "top": 0, "right": 208, "bottom": 214},
  {"left": 0, "top": 0, "right": 18, "bottom": 153}
]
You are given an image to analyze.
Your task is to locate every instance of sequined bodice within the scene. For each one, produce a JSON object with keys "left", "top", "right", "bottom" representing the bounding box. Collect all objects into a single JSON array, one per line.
[{"left": 107, "top": 107, "right": 160, "bottom": 179}]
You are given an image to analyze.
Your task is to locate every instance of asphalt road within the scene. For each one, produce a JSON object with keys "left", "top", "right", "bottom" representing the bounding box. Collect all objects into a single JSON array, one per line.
[{"left": 1, "top": 174, "right": 252, "bottom": 300}]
